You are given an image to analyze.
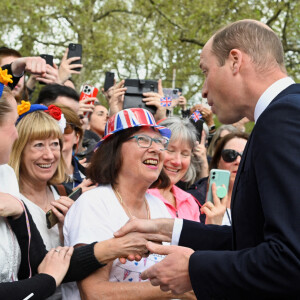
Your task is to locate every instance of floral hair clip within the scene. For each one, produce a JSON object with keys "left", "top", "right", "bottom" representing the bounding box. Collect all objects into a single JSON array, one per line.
[
  {"left": 45, "top": 104, "right": 66, "bottom": 132},
  {"left": 0, "top": 67, "right": 13, "bottom": 98},
  {"left": 17, "top": 101, "right": 66, "bottom": 133}
]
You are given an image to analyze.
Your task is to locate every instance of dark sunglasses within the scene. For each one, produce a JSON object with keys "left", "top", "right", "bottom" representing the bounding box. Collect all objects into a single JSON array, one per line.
[
  {"left": 64, "top": 123, "right": 77, "bottom": 134},
  {"left": 221, "top": 149, "right": 243, "bottom": 163}
]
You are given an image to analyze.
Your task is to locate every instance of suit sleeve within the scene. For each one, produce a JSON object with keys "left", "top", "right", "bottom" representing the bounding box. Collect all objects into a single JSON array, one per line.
[
  {"left": 186, "top": 96, "right": 300, "bottom": 299},
  {"left": 179, "top": 219, "right": 232, "bottom": 250}
]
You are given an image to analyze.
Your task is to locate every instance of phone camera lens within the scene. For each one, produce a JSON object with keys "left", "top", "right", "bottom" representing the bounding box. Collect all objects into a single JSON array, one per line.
[
  {"left": 213, "top": 172, "right": 216, "bottom": 175},
  {"left": 212, "top": 176, "right": 215, "bottom": 180}
]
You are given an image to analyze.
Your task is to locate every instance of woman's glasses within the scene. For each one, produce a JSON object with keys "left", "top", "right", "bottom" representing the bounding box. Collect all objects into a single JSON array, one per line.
[
  {"left": 221, "top": 149, "right": 243, "bottom": 162},
  {"left": 127, "top": 134, "right": 169, "bottom": 150},
  {"left": 64, "top": 123, "right": 77, "bottom": 134}
]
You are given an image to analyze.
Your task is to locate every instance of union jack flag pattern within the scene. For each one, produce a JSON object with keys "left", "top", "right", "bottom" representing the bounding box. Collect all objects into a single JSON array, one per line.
[
  {"left": 94, "top": 108, "right": 171, "bottom": 149},
  {"left": 190, "top": 110, "right": 202, "bottom": 122},
  {"left": 160, "top": 97, "right": 172, "bottom": 107}
]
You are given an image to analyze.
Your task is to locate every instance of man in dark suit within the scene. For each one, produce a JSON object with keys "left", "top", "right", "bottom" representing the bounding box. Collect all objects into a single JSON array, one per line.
[{"left": 115, "top": 19, "right": 300, "bottom": 299}]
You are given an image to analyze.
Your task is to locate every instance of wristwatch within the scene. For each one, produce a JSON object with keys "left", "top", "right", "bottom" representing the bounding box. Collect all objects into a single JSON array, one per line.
[{"left": 209, "top": 125, "right": 216, "bottom": 132}]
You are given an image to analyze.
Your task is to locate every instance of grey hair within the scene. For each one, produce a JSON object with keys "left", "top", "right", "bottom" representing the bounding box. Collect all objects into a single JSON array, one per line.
[{"left": 159, "top": 117, "right": 200, "bottom": 186}]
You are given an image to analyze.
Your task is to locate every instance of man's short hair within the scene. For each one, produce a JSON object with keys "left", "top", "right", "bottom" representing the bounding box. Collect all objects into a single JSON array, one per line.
[
  {"left": 0, "top": 47, "right": 22, "bottom": 65},
  {"left": 36, "top": 84, "right": 79, "bottom": 105},
  {"left": 211, "top": 20, "right": 286, "bottom": 73}
]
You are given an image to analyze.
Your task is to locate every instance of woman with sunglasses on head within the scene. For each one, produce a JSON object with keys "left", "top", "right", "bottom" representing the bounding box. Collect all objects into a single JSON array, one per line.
[
  {"left": 62, "top": 108, "right": 196, "bottom": 300},
  {"left": 188, "top": 131, "right": 249, "bottom": 225}
]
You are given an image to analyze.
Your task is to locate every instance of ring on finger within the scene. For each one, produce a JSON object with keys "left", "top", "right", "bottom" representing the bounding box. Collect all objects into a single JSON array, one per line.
[{"left": 55, "top": 249, "right": 60, "bottom": 253}]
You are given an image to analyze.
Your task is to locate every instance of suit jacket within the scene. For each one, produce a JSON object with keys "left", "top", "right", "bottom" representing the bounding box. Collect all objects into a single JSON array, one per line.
[{"left": 179, "top": 84, "right": 300, "bottom": 299}]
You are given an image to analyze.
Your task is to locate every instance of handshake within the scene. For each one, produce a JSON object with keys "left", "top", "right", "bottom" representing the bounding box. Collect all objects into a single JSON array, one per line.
[{"left": 101, "top": 218, "right": 175, "bottom": 264}]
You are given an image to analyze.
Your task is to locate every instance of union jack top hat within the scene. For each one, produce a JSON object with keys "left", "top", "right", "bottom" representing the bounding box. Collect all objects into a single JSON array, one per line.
[{"left": 95, "top": 108, "right": 171, "bottom": 148}]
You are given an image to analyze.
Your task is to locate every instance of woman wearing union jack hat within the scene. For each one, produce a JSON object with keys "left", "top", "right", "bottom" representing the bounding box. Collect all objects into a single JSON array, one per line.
[{"left": 63, "top": 108, "right": 196, "bottom": 299}]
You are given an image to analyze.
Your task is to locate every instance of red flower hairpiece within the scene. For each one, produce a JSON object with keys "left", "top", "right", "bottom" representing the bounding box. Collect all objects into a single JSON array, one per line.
[{"left": 45, "top": 105, "right": 62, "bottom": 121}]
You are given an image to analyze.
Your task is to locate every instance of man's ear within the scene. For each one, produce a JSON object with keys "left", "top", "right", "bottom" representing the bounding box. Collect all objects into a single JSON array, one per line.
[{"left": 229, "top": 49, "right": 243, "bottom": 75}]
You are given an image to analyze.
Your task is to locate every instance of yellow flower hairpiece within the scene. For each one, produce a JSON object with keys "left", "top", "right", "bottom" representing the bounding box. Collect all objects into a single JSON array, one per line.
[
  {"left": 0, "top": 67, "right": 13, "bottom": 85},
  {"left": 17, "top": 100, "right": 31, "bottom": 116}
]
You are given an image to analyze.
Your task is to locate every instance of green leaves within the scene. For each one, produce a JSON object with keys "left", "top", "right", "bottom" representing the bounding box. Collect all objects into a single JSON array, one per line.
[{"left": 0, "top": 0, "right": 299, "bottom": 104}]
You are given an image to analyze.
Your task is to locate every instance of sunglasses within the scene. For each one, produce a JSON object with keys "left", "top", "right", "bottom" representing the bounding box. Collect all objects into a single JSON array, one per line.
[
  {"left": 64, "top": 123, "right": 77, "bottom": 134},
  {"left": 221, "top": 149, "right": 243, "bottom": 163}
]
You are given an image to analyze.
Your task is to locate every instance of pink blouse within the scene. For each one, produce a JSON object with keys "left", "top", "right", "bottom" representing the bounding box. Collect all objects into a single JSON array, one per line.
[{"left": 148, "top": 185, "right": 200, "bottom": 222}]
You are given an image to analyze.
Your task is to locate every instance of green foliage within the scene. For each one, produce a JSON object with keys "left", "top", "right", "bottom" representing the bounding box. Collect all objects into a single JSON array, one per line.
[{"left": 0, "top": 0, "right": 299, "bottom": 117}]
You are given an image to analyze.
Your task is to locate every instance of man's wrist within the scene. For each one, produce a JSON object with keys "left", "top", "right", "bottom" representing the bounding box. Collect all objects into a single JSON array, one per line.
[
  {"left": 156, "top": 218, "right": 175, "bottom": 239},
  {"left": 208, "top": 124, "right": 216, "bottom": 133}
]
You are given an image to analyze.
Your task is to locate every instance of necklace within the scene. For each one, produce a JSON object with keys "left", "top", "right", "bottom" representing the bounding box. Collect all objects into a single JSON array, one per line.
[{"left": 113, "top": 187, "right": 150, "bottom": 219}]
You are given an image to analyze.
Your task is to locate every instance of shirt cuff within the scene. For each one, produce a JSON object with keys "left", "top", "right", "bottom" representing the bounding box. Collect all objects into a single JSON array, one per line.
[{"left": 171, "top": 218, "right": 183, "bottom": 246}]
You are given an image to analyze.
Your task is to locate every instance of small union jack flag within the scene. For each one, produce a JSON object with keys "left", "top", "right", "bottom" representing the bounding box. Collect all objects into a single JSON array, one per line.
[
  {"left": 190, "top": 110, "right": 202, "bottom": 122},
  {"left": 160, "top": 97, "right": 172, "bottom": 107}
]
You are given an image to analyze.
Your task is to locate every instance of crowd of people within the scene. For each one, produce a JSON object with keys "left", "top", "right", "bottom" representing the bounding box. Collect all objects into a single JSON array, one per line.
[{"left": 0, "top": 18, "right": 299, "bottom": 300}]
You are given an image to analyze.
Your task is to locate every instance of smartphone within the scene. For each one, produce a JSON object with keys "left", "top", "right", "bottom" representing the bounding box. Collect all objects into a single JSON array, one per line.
[
  {"left": 67, "top": 43, "right": 82, "bottom": 71},
  {"left": 46, "top": 187, "right": 82, "bottom": 229},
  {"left": 79, "top": 84, "right": 99, "bottom": 118},
  {"left": 104, "top": 72, "right": 115, "bottom": 91},
  {"left": 206, "top": 169, "right": 230, "bottom": 203},
  {"left": 40, "top": 54, "right": 54, "bottom": 67},
  {"left": 123, "top": 79, "right": 158, "bottom": 115},
  {"left": 68, "top": 187, "right": 82, "bottom": 201},
  {"left": 163, "top": 88, "right": 180, "bottom": 100}
]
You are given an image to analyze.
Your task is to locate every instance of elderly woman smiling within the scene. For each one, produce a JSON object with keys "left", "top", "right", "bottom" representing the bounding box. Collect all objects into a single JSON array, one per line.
[{"left": 63, "top": 108, "right": 196, "bottom": 299}]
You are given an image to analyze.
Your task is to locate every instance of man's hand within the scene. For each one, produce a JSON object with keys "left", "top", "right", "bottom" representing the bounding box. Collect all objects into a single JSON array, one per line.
[
  {"left": 114, "top": 218, "right": 174, "bottom": 263},
  {"left": 11, "top": 57, "right": 47, "bottom": 77},
  {"left": 36, "top": 63, "right": 61, "bottom": 85},
  {"left": 114, "top": 217, "right": 174, "bottom": 241},
  {"left": 141, "top": 242, "right": 194, "bottom": 295}
]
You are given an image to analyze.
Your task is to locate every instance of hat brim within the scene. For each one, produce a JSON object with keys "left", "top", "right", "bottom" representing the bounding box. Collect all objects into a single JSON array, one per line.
[{"left": 94, "top": 124, "right": 171, "bottom": 150}]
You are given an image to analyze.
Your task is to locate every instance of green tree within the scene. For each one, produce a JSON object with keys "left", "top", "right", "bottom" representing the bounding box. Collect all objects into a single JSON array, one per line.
[{"left": 0, "top": 0, "right": 299, "bottom": 113}]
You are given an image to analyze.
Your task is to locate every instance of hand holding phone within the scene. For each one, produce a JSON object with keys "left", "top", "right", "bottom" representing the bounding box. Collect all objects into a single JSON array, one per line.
[
  {"left": 206, "top": 169, "right": 230, "bottom": 203},
  {"left": 46, "top": 188, "right": 82, "bottom": 229},
  {"left": 123, "top": 79, "right": 158, "bottom": 115},
  {"left": 79, "top": 84, "right": 99, "bottom": 118},
  {"left": 40, "top": 54, "right": 54, "bottom": 67}
]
